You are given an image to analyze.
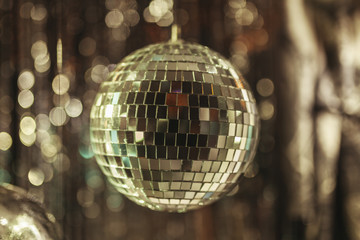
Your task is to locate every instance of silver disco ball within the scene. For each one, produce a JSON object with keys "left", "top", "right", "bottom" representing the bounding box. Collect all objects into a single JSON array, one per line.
[
  {"left": 90, "top": 40, "right": 259, "bottom": 212},
  {"left": 0, "top": 184, "right": 62, "bottom": 240}
]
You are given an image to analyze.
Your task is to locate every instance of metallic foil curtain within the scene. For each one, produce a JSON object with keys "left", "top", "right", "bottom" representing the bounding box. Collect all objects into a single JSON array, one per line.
[
  {"left": 278, "top": 0, "right": 360, "bottom": 239},
  {"left": 1, "top": 0, "right": 360, "bottom": 239}
]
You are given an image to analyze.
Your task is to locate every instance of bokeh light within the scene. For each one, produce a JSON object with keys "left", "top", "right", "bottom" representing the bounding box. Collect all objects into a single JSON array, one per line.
[
  {"left": 30, "top": 4, "right": 47, "bottom": 22},
  {"left": 18, "top": 70, "right": 35, "bottom": 90},
  {"left": 36, "top": 114, "right": 51, "bottom": 131},
  {"left": 31, "top": 40, "right": 48, "bottom": 59},
  {"left": 144, "top": 0, "right": 174, "bottom": 27},
  {"left": 65, "top": 98, "right": 83, "bottom": 118},
  {"left": 28, "top": 168, "right": 45, "bottom": 186},
  {"left": 256, "top": 78, "right": 274, "bottom": 97},
  {"left": 77, "top": 188, "right": 95, "bottom": 207},
  {"left": 52, "top": 74, "right": 70, "bottom": 95},
  {"left": 19, "top": 129, "right": 36, "bottom": 147},
  {"left": 0, "top": 132, "right": 12, "bottom": 151},
  {"left": 124, "top": 9, "right": 140, "bottom": 26},
  {"left": 105, "top": 10, "right": 124, "bottom": 28},
  {"left": 34, "top": 53, "right": 51, "bottom": 73},
  {"left": 259, "top": 100, "right": 275, "bottom": 120},
  {"left": 91, "top": 65, "right": 108, "bottom": 83},
  {"left": 20, "top": 116, "right": 36, "bottom": 135},
  {"left": 49, "top": 107, "right": 67, "bottom": 126},
  {"left": 18, "top": 90, "right": 35, "bottom": 109}
]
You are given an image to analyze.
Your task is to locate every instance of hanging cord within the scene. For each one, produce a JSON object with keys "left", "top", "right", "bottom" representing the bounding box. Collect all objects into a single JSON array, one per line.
[{"left": 171, "top": 0, "right": 181, "bottom": 41}]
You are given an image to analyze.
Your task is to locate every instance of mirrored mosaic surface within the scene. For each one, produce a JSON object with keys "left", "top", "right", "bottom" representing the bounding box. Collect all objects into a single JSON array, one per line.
[{"left": 90, "top": 40, "right": 259, "bottom": 212}]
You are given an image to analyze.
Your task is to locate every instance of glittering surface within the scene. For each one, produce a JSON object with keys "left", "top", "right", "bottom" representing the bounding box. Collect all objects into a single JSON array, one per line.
[
  {"left": 90, "top": 40, "right": 259, "bottom": 212},
  {"left": 0, "top": 184, "right": 61, "bottom": 240}
]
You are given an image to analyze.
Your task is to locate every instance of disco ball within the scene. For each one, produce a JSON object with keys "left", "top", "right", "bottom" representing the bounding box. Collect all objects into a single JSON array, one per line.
[
  {"left": 90, "top": 40, "right": 259, "bottom": 212},
  {"left": 0, "top": 184, "right": 62, "bottom": 240}
]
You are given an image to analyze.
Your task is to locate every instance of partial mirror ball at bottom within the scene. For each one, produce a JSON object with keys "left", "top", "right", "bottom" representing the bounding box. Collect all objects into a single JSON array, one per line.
[{"left": 0, "top": 184, "right": 62, "bottom": 240}]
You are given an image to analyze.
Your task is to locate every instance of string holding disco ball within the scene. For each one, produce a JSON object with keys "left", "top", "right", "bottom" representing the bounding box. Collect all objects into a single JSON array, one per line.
[
  {"left": 90, "top": 27, "right": 259, "bottom": 212},
  {"left": 0, "top": 184, "right": 62, "bottom": 240}
]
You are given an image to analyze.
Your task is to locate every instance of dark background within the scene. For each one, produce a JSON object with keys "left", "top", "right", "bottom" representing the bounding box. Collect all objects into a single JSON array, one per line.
[{"left": 1, "top": 0, "right": 359, "bottom": 239}]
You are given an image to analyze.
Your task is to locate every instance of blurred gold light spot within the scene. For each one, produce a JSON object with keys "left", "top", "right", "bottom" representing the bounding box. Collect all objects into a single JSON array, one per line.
[
  {"left": 30, "top": 4, "right": 47, "bottom": 21},
  {"left": 230, "top": 54, "right": 249, "bottom": 72},
  {"left": 52, "top": 74, "right": 70, "bottom": 95},
  {"left": 28, "top": 168, "right": 45, "bottom": 186},
  {"left": 91, "top": 65, "right": 109, "bottom": 83},
  {"left": 143, "top": 7, "right": 158, "bottom": 23},
  {"left": 111, "top": 26, "right": 130, "bottom": 41},
  {"left": 19, "top": 129, "right": 36, "bottom": 147},
  {"left": 244, "top": 2, "right": 258, "bottom": 19},
  {"left": 42, "top": 164, "right": 54, "bottom": 182},
  {"left": 34, "top": 53, "right": 51, "bottom": 73},
  {"left": 57, "top": 38, "right": 63, "bottom": 71},
  {"left": 257, "top": 78, "right": 274, "bottom": 97},
  {"left": 18, "top": 70, "right": 35, "bottom": 90},
  {"left": 18, "top": 90, "right": 34, "bottom": 109},
  {"left": 20, "top": 116, "right": 36, "bottom": 135},
  {"left": 65, "top": 98, "right": 83, "bottom": 118},
  {"left": 235, "top": 8, "right": 254, "bottom": 26},
  {"left": 149, "top": 0, "right": 171, "bottom": 18},
  {"left": 77, "top": 188, "right": 95, "bottom": 207},
  {"left": 156, "top": 11, "right": 173, "bottom": 27},
  {"left": 124, "top": 9, "right": 140, "bottom": 26},
  {"left": 105, "top": 9, "right": 124, "bottom": 28},
  {"left": 230, "top": 41, "right": 248, "bottom": 55},
  {"left": 36, "top": 114, "right": 51, "bottom": 131},
  {"left": 35, "top": 53, "right": 50, "bottom": 65},
  {"left": 259, "top": 101, "right": 275, "bottom": 120},
  {"left": 41, "top": 140, "right": 57, "bottom": 158},
  {"left": 31, "top": 40, "right": 48, "bottom": 59},
  {"left": 0, "top": 132, "right": 12, "bottom": 151},
  {"left": 20, "top": 2, "right": 34, "bottom": 19},
  {"left": 79, "top": 37, "right": 96, "bottom": 57},
  {"left": 49, "top": 107, "right": 67, "bottom": 126},
  {"left": 144, "top": 0, "right": 173, "bottom": 24},
  {"left": 36, "top": 130, "right": 51, "bottom": 146}
]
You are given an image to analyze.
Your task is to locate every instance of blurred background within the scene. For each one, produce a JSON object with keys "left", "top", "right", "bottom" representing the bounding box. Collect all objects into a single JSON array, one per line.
[{"left": 1, "top": 0, "right": 360, "bottom": 239}]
